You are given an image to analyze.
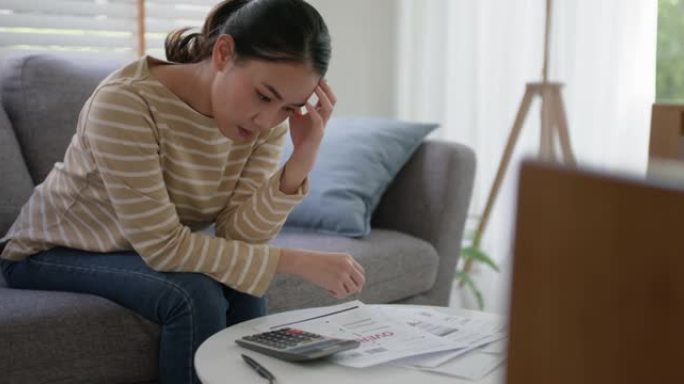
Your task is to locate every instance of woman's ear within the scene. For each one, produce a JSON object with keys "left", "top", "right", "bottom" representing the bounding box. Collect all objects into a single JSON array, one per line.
[{"left": 212, "top": 34, "right": 236, "bottom": 71}]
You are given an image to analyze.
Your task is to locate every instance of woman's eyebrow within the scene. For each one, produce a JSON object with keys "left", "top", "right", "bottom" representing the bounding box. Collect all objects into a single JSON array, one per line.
[{"left": 262, "top": 82, "right": 307, "bottom": 107}]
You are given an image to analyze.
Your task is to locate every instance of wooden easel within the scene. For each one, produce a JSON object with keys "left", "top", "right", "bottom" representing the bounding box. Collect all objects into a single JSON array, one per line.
[{"left": 462, "top": 0, "right": 576, "bottom": 275}]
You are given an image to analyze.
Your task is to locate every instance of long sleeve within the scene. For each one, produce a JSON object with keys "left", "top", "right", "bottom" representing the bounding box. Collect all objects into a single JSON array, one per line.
[
  {"left": 215, "top": 124, "right": 308, "bottom": 244},
  {"left": 83, "top": 84, "right": 279, "bottom": 296}
]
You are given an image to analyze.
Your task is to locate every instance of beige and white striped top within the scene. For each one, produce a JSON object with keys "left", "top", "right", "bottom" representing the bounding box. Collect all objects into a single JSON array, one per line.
[{"left": 0, "top": 56, "right": 308, "bottom": 296}]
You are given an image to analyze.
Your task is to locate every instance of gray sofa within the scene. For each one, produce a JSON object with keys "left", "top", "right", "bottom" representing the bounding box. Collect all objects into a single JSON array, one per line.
[{"left": 0, "top": 54, "right": 476, "bottom": 383}]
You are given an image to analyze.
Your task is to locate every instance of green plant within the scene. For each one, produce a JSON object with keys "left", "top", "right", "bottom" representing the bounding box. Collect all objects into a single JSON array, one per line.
[
  {"left": 455, "top": 228, "right": 500, "bottom": 310},
  {"left": 657, "top": 0, "right": 684, "bottom": 102}
]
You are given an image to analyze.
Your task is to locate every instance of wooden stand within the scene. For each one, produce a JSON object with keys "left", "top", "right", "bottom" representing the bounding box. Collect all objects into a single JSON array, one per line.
[
  {"left": 461, "top": 83, "right": 577, "bottom": 274},
  {"left": 461, "top": 0, "right": 577, "bottom": 276}
]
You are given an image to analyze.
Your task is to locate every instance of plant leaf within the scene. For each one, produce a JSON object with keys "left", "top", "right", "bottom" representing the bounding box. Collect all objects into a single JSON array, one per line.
[
  {"left": 460, "top": 246, "right": 476, "bottom": 261},
  {"left": 461, "top": 246, "right": 500, "bottom": 272},
  {"left": 458, "top": 270, "right": 484, "bottom": 310}
]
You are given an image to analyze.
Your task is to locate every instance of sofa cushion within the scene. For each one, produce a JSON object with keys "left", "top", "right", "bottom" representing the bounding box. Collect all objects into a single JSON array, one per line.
[
  {"left": 0, "top": 287, "right": 159, "bottom": 383},
  {"left": 0, "top": 93, "right": 33, "bottom": 238},
  {"left": 0, "top": 54, "right": 123, "bottom": 183},
  {"left": 267, "top": 227, "right": 440, "bottom": 312},
  {"left": 280, "top": 117, "right": 438, "bottom": 237}
]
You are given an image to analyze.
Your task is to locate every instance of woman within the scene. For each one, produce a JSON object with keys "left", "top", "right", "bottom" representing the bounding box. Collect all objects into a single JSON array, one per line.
[{"left": 0, "top": 0, "right": 365, "bottom": 382}]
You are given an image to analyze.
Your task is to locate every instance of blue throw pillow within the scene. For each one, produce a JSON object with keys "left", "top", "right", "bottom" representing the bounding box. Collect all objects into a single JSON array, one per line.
[{"left": 279, "top": 117, "right": 438, "bottom": 237}]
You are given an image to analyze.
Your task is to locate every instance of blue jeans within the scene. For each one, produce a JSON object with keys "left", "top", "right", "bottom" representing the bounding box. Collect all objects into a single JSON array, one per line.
[{"left": 0, "top": 246, "right": 266, "bottom": 384}]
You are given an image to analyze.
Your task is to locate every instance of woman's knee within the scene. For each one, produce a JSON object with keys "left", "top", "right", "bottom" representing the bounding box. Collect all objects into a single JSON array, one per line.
[
  {"left": 160, "top": 273, "right": 227, "bottom": 323},
  {"left": 224, "top": 288, "right": 267, "bottom": 326}
]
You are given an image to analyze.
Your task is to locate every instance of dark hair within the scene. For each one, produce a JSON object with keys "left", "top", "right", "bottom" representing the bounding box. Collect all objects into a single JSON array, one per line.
[{"left": 165, "top": 0, "right": 331, "bottom": 76}]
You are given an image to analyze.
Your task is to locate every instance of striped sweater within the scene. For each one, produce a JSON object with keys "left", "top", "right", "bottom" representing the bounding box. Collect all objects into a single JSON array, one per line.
[{"left": 0, "top": 55, "right": 308, "bottom": 296}]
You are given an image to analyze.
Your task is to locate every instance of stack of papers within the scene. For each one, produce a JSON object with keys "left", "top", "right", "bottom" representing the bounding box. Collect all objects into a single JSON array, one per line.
[
  {"left": 383, "top": 306, "right": 507, "bottom": 380},
  {"left": 253, "top": 301, "right": 507, "bottom": 381}
]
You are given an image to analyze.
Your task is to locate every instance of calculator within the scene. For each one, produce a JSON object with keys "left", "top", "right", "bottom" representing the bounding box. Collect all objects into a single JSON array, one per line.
[{"left": 235, "top": 327, "right": 360, "bottom": 362}]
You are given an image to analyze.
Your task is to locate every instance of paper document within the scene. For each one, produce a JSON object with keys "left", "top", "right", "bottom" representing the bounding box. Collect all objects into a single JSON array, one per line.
[
  {"left": 252, "top": 301, "right": 507, "bottom": 375},
  {"left": 254, "top": 301, "right": 463, "bottom": 368},
  {"left": 480, "top": 338, "right": 508, "bottom": 354},
  {"left": 421, "top": 350, "right": 506, "bottom": 381},
  {"left": 382, "top": 306, "right": 506, "bottom": 368}
]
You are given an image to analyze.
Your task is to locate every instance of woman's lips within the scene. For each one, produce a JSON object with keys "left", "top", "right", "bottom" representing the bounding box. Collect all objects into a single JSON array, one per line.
[{"left": 237, "top": 126, "right": 253, "bottom": 138}]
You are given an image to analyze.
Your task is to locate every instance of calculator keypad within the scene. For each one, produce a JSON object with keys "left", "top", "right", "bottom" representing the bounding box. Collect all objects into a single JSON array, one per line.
[
  {"left": 236, "top": 327, "right": 361, "bottom": 361},
  {"left": 242, "top": 328, "right": 324, "bottom": 350}
]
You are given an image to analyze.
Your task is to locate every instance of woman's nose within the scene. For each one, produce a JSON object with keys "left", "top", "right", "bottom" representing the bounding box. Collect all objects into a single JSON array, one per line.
[{"left": 251, "top": 108, "right": 277, "bottom": 131}]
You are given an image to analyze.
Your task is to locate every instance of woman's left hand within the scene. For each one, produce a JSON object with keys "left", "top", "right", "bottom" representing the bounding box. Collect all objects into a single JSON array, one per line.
[{"left": 280, "top": 79, "right": 336, "bottom": 194}]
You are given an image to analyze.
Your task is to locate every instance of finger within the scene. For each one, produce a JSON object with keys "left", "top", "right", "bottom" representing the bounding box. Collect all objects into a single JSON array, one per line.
[
  {"left": 316, "top": 87, "right": 335, "bottom": 122},
  {"left": 314, "top": 86, "right": 334, "bottom": 120},
  {"left": 352, "top": 260, "right": 365, "bottom": 276},
  {"left": 334, "top": 284, "right": 348, "bottom": 299},
  {"left": 328, "top": 288, "right": 343, "bottom": 298},
  {"left": 348, "top": 270, "right": 364, "bottom": 292},
  {"left": 304, "top": 102, "right": 323, "bottom": 125},
  {"left": 319, "top": 79, "right": 337, "bottom": 105},
  {"left": 347, "top": 259, "right": 364, "bottom": 286},
  {"left": 293, "top": 105, "right": 306, "bottom": 117},
  {"left": 342, "top": 279, "right": 357, "bottom": 295},
  {"left": 349, "top": 267, "right": 365, "bottom": 290}
]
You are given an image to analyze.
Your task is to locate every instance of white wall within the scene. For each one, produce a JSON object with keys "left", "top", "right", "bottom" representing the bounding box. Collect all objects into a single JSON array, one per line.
[{"left": 307, "top": 0, "right": 398, "bottom": 117}]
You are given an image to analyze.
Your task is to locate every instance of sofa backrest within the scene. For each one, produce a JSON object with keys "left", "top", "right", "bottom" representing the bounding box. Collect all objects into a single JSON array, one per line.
[
  {"left": 0, "top": 54, "right": 123, "bottom": 236},
  {"left": 0, "top": 92, "right": 33, "bottom": 237},
  {"left": 1, "top": 54, "right": 124, "bottom": 183}
]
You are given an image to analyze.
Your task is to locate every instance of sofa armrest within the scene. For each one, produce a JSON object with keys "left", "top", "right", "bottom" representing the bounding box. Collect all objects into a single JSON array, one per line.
[{"left": 372, "top": 140, "right": 476, "bottom": 306}]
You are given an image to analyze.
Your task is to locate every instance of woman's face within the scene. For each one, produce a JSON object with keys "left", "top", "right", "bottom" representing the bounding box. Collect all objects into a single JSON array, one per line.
[{"left": 209, "top": 37, "right": 321, "bottom": 141}]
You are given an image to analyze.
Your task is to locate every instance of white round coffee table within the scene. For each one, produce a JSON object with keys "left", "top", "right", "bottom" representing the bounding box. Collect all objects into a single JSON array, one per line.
[{"left": 195, "top": 304, "right": 505, "bottom": 384}]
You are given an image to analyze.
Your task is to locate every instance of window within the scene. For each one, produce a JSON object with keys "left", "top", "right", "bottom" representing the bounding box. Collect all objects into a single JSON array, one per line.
[
  {"left": 657, "top": 0, "right": 684, "bottom": 102},
  {"left": 0, "top": 0, "right": 213, "bottom": 60}
]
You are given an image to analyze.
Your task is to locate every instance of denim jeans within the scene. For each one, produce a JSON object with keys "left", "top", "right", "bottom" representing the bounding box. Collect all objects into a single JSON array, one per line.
[{"left": 0, "top": 246, "right": 266, "bottom": 384}]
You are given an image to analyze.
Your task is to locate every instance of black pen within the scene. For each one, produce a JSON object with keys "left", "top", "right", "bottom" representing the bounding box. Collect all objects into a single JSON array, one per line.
[{"left": 241, "top": 353, "right": 276, "bottom": 383}]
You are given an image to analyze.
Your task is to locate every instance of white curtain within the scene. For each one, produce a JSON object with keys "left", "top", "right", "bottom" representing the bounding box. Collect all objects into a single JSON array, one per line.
[{"left": 396, "top": 0, "right": 658, "bottom": 312}]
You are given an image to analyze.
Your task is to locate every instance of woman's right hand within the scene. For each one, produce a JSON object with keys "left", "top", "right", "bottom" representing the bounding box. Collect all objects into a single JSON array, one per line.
[{"left": 277, "top": 248, "right": 365, "bottom": 299}]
